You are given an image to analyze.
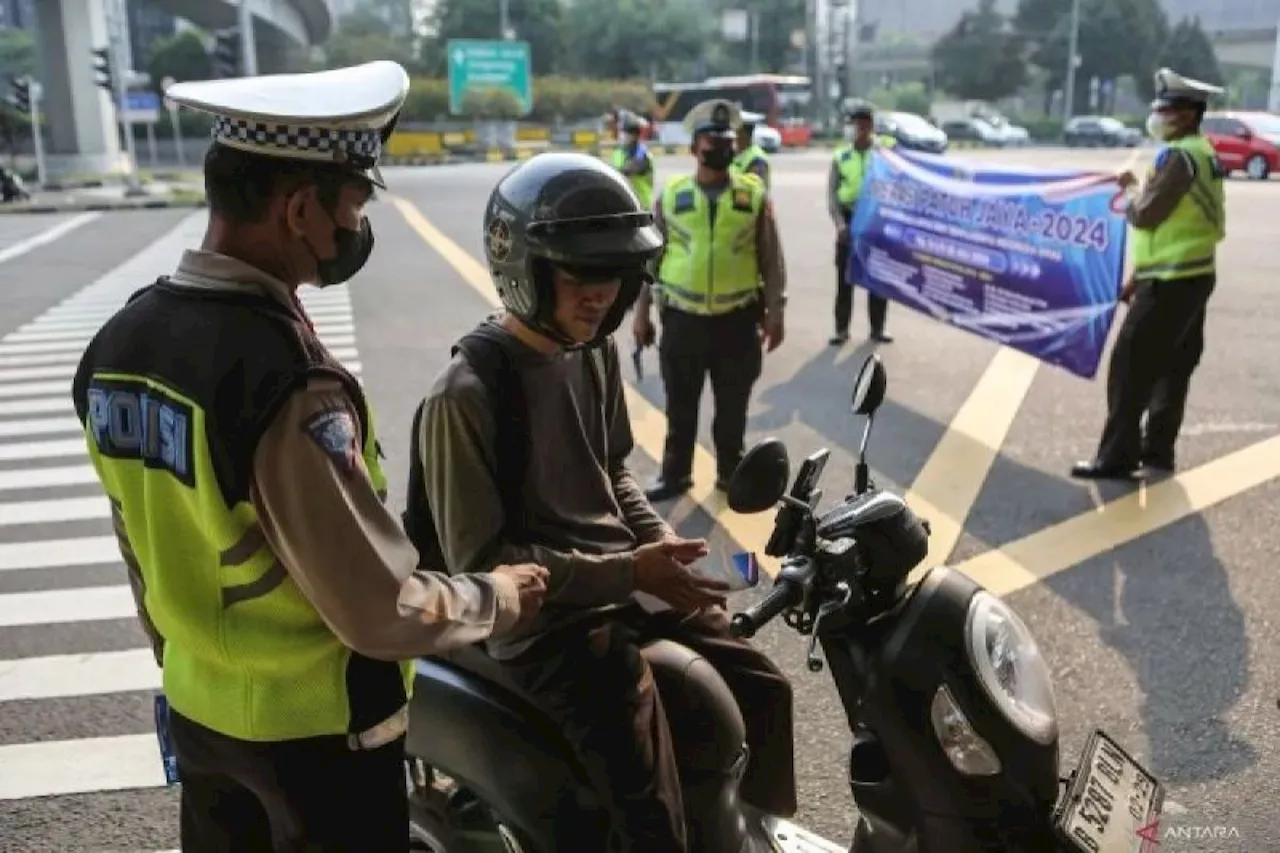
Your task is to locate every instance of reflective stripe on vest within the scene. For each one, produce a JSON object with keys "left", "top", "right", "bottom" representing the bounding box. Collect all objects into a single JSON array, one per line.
[
  {"left": 77, "top": 288, "right": 409, "bottom": 744},
  {"left": 1130, "top": 134, "right": 1226, "bottom": 282},
  {"left": 611, "top": 145, "right": 654, "bottom": 208},
  {"left": 657, "top": 173, "right": 765, "bottom": 315}
]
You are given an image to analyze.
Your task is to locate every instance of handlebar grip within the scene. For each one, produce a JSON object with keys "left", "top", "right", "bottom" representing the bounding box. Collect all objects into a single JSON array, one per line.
[{"left": 729, "top": 579, "right": 803, "bottom": 639}]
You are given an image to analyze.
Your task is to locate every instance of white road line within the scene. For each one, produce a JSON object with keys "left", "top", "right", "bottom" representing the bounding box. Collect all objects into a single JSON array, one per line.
[
  {"left": 0, "top": 213, "right": 101, "bottom": 266},
  {"left": 0, "top": 437, "right": 86, "bottom": 460},
  {"left": 0, "top": 495, "right": 107, "bottom": 526},
  {"left": 0, "top": 380, "right": 71, "bottom": 399},
  {"left": 330, "top": 347, "right": 358, "bottom": 361},
  {"left": 14, "top": 321, "right": 103, "bottom": 335},
  {"left": 0, "top": 733, "right": 164, "bottom": 800},
  {"left": 0, "top": 648, "right": 158, "bottom": 702},
  {"left": 0, "top": 415, "right": 81, "bottom": 438},
  {"left": 316, "top": 334, "right": 355, "bottom": 348},
  {"left": 345, "top": 361, "right": 362, "bottom": 375},
  {"left": 311, "top": 323, "right": 356, "bottom": 336},
  {"left": 0, "top": 534, "right": 119, "bottom": 572},
  {"left": 0, "top": 397, "right": 73, "bottom": 416},
  {"left": 3, "top": 330, "right": 95, "bottom": 344},
  {"left": 0, "top": 363, "right": 76, "bottom": 382},
  {"left": 0, "top": 351, "right": 84, "bottom": 368},
  {"left": 0, "top": 463, "right": 97, "bottom": 491},
  {"left": 0, "top": 340, "right": 89, "bottom": 356},
  {"left": 0, "top": 585, "right": 135, "bottom": 627}
]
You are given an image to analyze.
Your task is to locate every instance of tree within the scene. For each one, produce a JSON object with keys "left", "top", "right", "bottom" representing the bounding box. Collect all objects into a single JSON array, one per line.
[
  {"left": 560, "top": 0, "right": 709, "bottom": 80},
  {"left": 426, "top": 0, "right": 565, "bottom": 75},
  {"left": 146, "top": 30, "right": 212, "bottom": 91},
  {"left": 324, "top": 1, "right": 423, "bottom": 72},
  {"left": 1157, "top": 17, "right": 1224, "bottom": 92},
  {"left": 0, "top": 27, "right": 37, "bottom": 80},
  {"left": 706, "top": 0, "right": 806, "bottom": 76},
  {"left": 931, "top": 0, "right": 1027, "bottom": 101}
]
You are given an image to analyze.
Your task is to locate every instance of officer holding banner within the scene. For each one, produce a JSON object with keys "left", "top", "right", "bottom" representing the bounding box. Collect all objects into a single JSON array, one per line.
[
  {"left": 1072, "top": 68, "right": 1226, "bottom": 480},
  {"left": 829, "top": 101, "right": 896, "bottom": 345}
]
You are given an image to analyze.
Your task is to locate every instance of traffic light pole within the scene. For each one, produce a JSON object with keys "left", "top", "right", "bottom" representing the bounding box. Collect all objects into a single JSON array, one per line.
[
  {"left": 106, "top": 0, "right": 143, "bottom": 194},
  {"left": 239, "top": 0, "right": 258, "bottom": 76},
  {"left": 28, "top": 81, "right": 45, "bottom": 188}
]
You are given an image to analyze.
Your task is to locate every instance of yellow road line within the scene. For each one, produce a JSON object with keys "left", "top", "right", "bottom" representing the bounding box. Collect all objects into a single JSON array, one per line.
[
  {"left": 389, "top": 195, "right": 782, "bottom": 574},
  {"left": 955, "top": 434, "right": 1280, "bottom": 595},
  {"left": 904, "top": 347, "right": 1040, "bottom": 569}
]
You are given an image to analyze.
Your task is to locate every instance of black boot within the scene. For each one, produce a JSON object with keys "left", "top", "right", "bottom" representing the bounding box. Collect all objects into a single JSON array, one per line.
[{"left": 645, "top": 476, "right": 693, "bottom": 502}]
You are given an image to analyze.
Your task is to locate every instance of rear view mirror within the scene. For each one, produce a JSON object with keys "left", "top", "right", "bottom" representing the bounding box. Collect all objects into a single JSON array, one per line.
[
  {"left": 852, "top": 355, "right": 888, "bottom": 415},
  {"left": 727, "top": 438, "right": 790, "bottom": 514}
]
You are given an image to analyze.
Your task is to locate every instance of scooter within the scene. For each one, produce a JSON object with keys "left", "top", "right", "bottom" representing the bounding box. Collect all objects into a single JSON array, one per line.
[
  {"left": 404, "top": 353, "right": 1164, "bottom": 853},
  {"left": 0, "top": 166, "right": 31, "bottom": 203}
]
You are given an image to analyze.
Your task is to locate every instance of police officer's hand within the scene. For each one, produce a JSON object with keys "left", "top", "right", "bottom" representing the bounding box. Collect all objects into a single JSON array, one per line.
[
  {"left": 1115, "top": 170, "right": 1138, "bottom": 190},
  {"left": 633, "top": 540, "right": 727, "bottom": 613},
  {"left": 492, "top": 563, "right": 549, "bottom": 628},
  {"left": 760, "top": 314, "right": 784, "bottom": 352},
  {"left": 633, "top": 310, "right": 656, "bottom": 348},
  {"left": 1119, "top": 276, "right": 1138, "bottom": 304}
]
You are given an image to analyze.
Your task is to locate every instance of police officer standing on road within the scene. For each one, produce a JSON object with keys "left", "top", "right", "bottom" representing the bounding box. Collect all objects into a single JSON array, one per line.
[
  {"left": 611, "top": 110, "right": 656, "bottom": 209},
  {"left": 1072, "top": 68, "right": 1227, "bottom": 480},
  {"left": 731, "top": 110, "right": 771, "bottom": 191},
  {"left": 633, "top": 99, "right": 787, "bottom": 502},
  {"left": 71, "top": 61, "right": 547, "bottom": 851},
  {"left": 829, "top": 102, "right": 895, "bottom": 345}
]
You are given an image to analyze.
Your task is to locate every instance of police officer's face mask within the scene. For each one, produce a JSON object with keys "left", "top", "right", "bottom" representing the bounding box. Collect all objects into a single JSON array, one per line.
[
  {"left": 1145, "top": 111, "right": 1176, "bottom": 141},
  {"left": 698, "top": 139, "right": 735, "bottom": 172},
  {"left": 305, "top": 210, "right": 375, "bottom": 288}
]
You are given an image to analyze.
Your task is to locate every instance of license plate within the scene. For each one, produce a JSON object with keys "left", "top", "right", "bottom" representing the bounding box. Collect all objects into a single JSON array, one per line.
[{"left": 1054, "top": 730, "right": 1163, "bottom": 853}]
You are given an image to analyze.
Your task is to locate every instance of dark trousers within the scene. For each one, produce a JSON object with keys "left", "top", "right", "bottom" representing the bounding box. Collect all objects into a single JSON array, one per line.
[
  {"left": 1095, "top": 274, "right": 1215, "bottom": 468},
  {"left": 170, "top": 709, "right": 409, "bottom": 853},
  {"left": 835, "top": 228, "right": 887, "bottom": 335},
  {"left": 501, "top": 606, "right": 797, "bottom": 853},
  {"left": 658, "top": 304, "right": 763, "bottom": 482}
]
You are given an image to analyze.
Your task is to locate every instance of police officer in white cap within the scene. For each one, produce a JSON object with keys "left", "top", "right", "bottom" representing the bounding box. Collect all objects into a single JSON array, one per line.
[
  {"left": 71, "top": 61, "right": 547, "bottom": 850},
  {"left": 1072, "top": 67, "right": 1226, "bottom": 480}
]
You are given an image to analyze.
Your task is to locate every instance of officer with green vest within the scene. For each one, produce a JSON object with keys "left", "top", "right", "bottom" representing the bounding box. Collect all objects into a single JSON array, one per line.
[
  {"left": 1072, "top": 68, "right": 1227, "bottom": 480},
  {"left": 633, "top": 98, "right": 787, "bottom": 501},
  {"left": 829, "top": 101, "right": 897, "bottom": 345},
  {"left": 610, "top": 110, "right": 655, "bottom": 208},
  {"left": 731, "top": 109, "right": 771, "bottom": 191},
  {"left": 71, "top": 62, "right": 547, "bottom": 852}
]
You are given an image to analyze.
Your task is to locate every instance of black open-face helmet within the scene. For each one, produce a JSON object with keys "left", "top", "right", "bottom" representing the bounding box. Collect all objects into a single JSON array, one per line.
[{"left": 483, "top": 152, "right": 664, "bottom": 348}]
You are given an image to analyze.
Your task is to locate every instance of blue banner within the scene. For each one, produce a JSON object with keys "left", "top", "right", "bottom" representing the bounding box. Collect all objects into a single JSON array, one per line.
[{"left": 846, "top": 148, "right": 1128, "bottom": 379}]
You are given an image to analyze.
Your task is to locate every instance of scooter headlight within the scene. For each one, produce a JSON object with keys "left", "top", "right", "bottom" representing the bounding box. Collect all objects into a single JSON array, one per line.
[{"left": 964, "top": 591, "right": 1058, "bottom": 745}]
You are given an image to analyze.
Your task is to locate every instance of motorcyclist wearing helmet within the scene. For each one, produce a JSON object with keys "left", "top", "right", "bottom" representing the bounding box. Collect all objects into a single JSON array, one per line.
[
  {"left": 830, "top": 100, "right": 895, "bottom": 344},
  {"left": 611, "top": 109, "right": 655, "bottom": 208},
  {"left": 415, "top": 152, "right": 797, "bottom": 852}
]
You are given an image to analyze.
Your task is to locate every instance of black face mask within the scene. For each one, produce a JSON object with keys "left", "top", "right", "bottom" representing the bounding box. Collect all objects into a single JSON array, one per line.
[
  {"left": 698, "top": 145, "right": 734, "bottom": 172},
  {"left": 308, "top": 216, "right": 374, "bottom": 288}
]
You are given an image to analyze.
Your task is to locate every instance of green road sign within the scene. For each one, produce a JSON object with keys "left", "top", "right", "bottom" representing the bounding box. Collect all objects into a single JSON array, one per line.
[{"left": 447, "top": 39, "right": 533, "bottom": 117}]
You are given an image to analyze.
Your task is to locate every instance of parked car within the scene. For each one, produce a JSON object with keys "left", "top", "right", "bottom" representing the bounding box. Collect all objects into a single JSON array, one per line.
[
  {"left": 742, "top": 110, "right": 783, "bottom": 153},
  {"left": 941, "top": 118, "right": 1006, "bottom": 146},
  {"left": 1202, "top": 111, "right": 1280, "bottom": 180},
  {"left": 876, "top": 111, "right": 948, "bottom": 153},
  {"left": 1063, "top": 115, "right": 1142, "bottom": 147},
  {"left": 983, "top": 114, "right": 1031, "bottom": 145}
]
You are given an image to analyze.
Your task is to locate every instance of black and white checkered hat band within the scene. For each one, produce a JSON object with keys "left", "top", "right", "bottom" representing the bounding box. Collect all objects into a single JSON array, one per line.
[{"left": 212, "top": 115, "right": 381, "bottom": 166}]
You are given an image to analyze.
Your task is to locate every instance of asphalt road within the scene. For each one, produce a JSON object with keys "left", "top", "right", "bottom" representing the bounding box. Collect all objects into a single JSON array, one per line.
[{"left": 0, "top": 148, "right": 1276, "bottom": 851}]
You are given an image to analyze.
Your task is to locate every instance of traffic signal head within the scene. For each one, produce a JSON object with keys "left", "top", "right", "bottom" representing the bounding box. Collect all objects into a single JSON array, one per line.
[
  {"left": 6, "top": 76, "right": 31, "bottom": 114},
  {"left": 212, "top": 29, "right": 240, "bottom": 78},
  {"left": 92, "top": 47, "right": 114, "bottom": 92}
]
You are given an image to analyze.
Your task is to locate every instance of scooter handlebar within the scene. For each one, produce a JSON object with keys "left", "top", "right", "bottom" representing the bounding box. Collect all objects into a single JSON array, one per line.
[{"left": 729, "top": 558, "right": 814, "bottom": 638}]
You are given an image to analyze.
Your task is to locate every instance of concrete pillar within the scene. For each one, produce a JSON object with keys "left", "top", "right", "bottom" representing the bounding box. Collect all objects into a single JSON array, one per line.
[
  {"left": 34, "top": 0, "right": 124, "bottom": 175},
  {"left": 1269, "top": 21, "right": 1280, "bottom": 113}
]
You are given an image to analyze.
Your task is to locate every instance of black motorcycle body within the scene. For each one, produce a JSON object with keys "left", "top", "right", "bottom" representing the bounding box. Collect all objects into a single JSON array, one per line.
[{"left": 404, "top": 355, "right": 1164, "bottom": 853}]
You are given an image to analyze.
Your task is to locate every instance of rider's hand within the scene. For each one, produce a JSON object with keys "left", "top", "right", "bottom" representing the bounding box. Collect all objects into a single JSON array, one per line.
[
  {"left": 492, "top": 563, "right": 549, "bottom": 628},
  {"left": 633, "top": 310, "right": 655, "bottom": 348},
  {"left": 633, "top": 541, "right": 727, "bottom": 613},
  {"left": 1115, "top": 169, "right": 1138, "bottom": 190},
  {"left": 1119, "top": 276, "right": 1138, "bottom": 304}
]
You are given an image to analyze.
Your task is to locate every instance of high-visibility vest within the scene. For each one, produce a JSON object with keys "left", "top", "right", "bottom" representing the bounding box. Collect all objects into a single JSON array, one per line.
[
  {"left": 72, "top": 282, "right": 408, "bottom": 744},
  {"left": 1130, "top": 134, "right": 1226, "bottom": 281},
  {"left": 833, "top": 137, "right": 896, "bottom": 208},
  {"left": 730, "top": 143, "right": 770, "bottom": 189},
  {"left": 611, "top": 144, "right": 654, "bottom": 208},
  {"left": 657, "top": 172, "right": 766, "bottom": 315}
]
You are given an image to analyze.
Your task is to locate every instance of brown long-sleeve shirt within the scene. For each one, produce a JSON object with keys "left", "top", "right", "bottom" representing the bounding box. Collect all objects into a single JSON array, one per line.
[
  {"left": 1124, "top": 145, "right": 1196, "bottom": 231},
  {"left": 124, "top": 251, "right": 523, "bottom": 668},
  {"left": 635, "top": 175, "right": 787, "bottom": 321},
  {"left": 419, "top": 319, "right": 673, "bottom": 659}
]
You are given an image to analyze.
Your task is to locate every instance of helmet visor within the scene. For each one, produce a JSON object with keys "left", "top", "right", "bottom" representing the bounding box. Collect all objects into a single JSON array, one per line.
[{"left": 526, "top": 212, "right": 663, "bottom": 269}]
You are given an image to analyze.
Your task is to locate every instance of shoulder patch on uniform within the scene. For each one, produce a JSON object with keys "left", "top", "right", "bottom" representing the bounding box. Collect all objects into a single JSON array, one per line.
[
  {"left": 673, "top": 189, "right": 696, "bottom": 213},
  {"left": 303, "top": 408, "right": 360, "bottom": 476},
  {"left": 1153, "top": 147, "right": 1172, "bottom": 170},
  {"left": 732, "top": 188, "right": 753, "bottom": 211}
]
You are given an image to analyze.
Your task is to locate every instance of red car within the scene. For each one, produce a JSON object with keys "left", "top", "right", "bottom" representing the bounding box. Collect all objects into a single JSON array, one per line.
[{"left": 1202, "top": 111, "right": 1280, "bottom": 180}]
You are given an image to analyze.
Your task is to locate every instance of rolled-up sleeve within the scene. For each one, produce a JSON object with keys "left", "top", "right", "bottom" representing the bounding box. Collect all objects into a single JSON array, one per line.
[
  {"left": 756, "top": 201, "right": 787, "bottom": 318},
  {"left": 250, "top": 378, "right": 522, "bottom": 661}
]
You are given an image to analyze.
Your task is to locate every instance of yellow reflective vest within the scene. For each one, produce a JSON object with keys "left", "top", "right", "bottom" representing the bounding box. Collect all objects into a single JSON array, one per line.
[
  {"left": 611, "top": 144, "right": 654, "bottom": 208},
  {"left": 657, "top": 172, "right": 766, "bottom": 315},
  {"left": 73, "top": 282, "right": 407, "bottom": 744},
  {"left": 1130, "top": 134, "right": 1226, "bottom": 282},
  {"left": 833, "top": 136, "right": 897, "bottom": 208},
  {"left": 730, "top": 143, "right": 770, "bottom": 190}
]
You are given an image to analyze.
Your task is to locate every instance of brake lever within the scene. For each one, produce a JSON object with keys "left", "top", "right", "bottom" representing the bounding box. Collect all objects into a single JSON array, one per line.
[{"left": 805, "top": 581, "right": 853, "bottom": 672}]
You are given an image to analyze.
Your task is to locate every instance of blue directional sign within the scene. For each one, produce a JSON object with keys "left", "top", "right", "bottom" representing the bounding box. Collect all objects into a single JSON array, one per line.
[
  {"left": 121, "top": 90, "right": 160, "bottom": 123},
  {"left": 447, "top": 39, "right": 532, "bottom": 117}
]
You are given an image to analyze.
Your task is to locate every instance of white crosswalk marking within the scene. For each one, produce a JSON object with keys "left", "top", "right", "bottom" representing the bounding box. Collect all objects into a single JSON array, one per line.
[{"left": 0, "top": 211, "right": 369, "bottom": 849}]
